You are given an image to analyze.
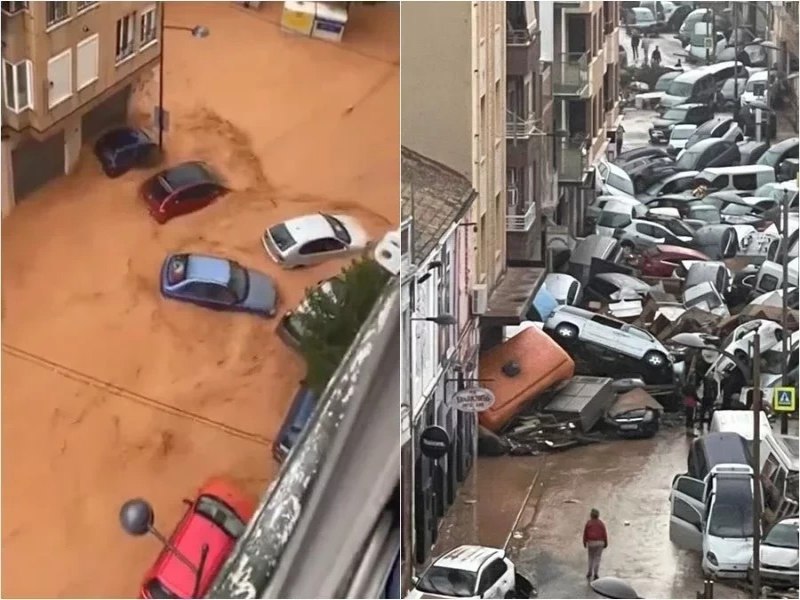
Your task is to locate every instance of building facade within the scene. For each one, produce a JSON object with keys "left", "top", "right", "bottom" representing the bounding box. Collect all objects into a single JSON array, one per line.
[
  {"left": 1, "top": 0, "right": 161, "bottom": 214},
  {"left": 400, "top": 147, "right": 478, "bottom": 592}
]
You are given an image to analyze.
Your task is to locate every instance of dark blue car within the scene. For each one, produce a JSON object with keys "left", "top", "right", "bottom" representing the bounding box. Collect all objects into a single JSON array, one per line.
[
  {"left": 94, "top": 127, "right": 157, "bottom": 178},
  {"left": 273, "top": 384, "right": 319, "bottom": 462},
  {"left": 160, "top": 253, "right": 278, "bottom": 317}
]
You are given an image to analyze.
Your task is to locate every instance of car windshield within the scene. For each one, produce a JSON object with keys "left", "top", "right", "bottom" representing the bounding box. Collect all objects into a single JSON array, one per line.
[
  {"left": 663, "top": 108, "right": 689, "bottom": 121},
  {"left": 692, "top": 208, "right": 718, "bottom": 222},
  {"left": 667, "top": 81, "right": 694, "bottom": 98},
  {"left": 758, "top": 148, "right": 787, "bottom": 168},
  {"left": 656, "top": 76, "right": 676, "bottom": 92},
  {"left": 227, "top": 262, "right": 249, "bottom": 302},
  {"left": 676, "top": 147, "right": 702, "bottom": 170},
  {"left": 269, "top": 223, "right": 297, "bottom": 251},
  {"left": 195, "top": 495, "right": 247, "bottom": 539},
  {"left": 708, "top": 503, "right": 754, "bottom": 538},
  {"left": 661, "top": 220, "right": 694, "bottom": 236},
  {"left": 144, "top": 579, "right": 179, "bottom": 599},
  {"left": 755, "top": 182, "right": 780, "bottom": 197},
  {"left": 605, "top": 172, "right": 634, "bottom": 195},
  {"left": 151, "top": 176, "right": 173, "bottom": 202},
  {"left": 764, "top": 522, "right": 799, "bottom": 549},
  {"left": 598, "top": 211, "right": 631, "bottom": 228},
  {"left": 685, "top": 287, "right": 723, "bottom": 309},
  {"left": 671, "top": 127, "right": 695, "bottom": 140},
  {"left": 322, "top": 214, "right": 352, "bottom": 245},
  {"left": 416, "top": 566, "right": 476, "bottom": 597}
]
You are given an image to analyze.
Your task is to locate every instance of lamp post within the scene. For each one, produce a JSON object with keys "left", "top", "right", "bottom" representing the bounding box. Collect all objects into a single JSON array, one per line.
[
  {"left": 157, "top": 6, "right": 209, "bottom": 150},
  {"left": 670, "top": 332, "right": 763, "bottom": 599},
  {"left": 780, "top": 188, "right": 791, "bottom": 434}
]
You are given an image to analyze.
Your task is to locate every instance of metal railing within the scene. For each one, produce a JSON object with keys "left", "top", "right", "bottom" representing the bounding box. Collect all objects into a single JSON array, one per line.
[
  {"left": 506, "top": 199, "right": 536, "bottom": 232},
  {"left": 553, "top": 51, "right": 590, "bottom": 96},
  {"left": 557, "top": 138, "right": 588, "bottom": 182},
  {"left": 507, "top": 28, "right": 533, "bottom": 45},
  {"left": 506, "top": 111, "right": 537, "bottom": 138}
]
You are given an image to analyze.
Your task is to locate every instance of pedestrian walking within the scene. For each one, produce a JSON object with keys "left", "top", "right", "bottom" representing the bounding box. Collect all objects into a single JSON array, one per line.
[
  {"left": 630, "top": 29, "right": 640, "bottom": 62},
  {"left": 641, "top": 37, "right": 651, "bottom": 66},
  {"left": 615, "top": 124, "right": 625, "bottom": 156},
  {"left": 651, "top": 45, "right": 662, "bottom": 68},
  {"left": 682, "top": 386, "right": 699, "bottom": 436},
  {"left": 583, "top": 508, "right": 608, "bottom": 582},
  {"left": 675, "top": 58, "right": 682, "bottom": 69}
]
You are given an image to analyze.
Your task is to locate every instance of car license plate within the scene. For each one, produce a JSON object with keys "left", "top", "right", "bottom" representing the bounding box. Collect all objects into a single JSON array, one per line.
[{"left": 620, "top": 424, "right": 639, "bottom": 430}]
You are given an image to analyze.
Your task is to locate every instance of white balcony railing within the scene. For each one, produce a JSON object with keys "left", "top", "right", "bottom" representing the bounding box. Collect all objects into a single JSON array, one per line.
[
  {"left": 506, "top": 200, "right": 536, "bottom": 232},
  {"left": 506, "top": 112, "right": 537, "bottom": 138}
]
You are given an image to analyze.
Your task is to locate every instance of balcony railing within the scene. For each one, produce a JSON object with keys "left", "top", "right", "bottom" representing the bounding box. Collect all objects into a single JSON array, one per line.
[
  {"left": 506, "top": 112, "right": 537, "bottom": 138},
  {"left": 553, "top": 51, "right": 589, "bottom": 96},
  {"left": 506, "top": 197, "right": 536, "bottom": 232},
  {"left": 557, "top": 139, "right": 588, "bottom": 182}
]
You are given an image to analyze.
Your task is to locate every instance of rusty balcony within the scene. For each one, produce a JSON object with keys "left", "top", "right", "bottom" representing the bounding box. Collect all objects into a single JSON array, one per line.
[{"left": 553, "top": 51, "right": 590, "bottom": 96}]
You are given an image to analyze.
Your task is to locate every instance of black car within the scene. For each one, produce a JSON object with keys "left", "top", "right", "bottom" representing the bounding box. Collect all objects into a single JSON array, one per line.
[
  {"left": 738, "top": 140, "right": 769, "bottom": 165},
  {"left": 684, "top": 117, "right": 742, "bottom": 150},
  {"left": 649, "top": 103, "right": 714, "bottom": 144},
  {"left": 675, "top": 139, "right": 741, "bottom": 171},
  {"left": 93, "top": 127, "right": 158, "bottom": 178},
  {"left": 757, "top": 137, "right": 800, "bottom": 172},
  {"left": 615, "top": 146, "right": 671, "bottom": 167},
  {"left": 273, "top": 383, "right": 319, "bottom": 463}
]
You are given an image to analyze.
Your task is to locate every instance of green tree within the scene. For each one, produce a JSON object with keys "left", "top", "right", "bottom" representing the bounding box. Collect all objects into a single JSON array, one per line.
[{"left": 296, "top": 257, "right": 389, "bottom": 393}]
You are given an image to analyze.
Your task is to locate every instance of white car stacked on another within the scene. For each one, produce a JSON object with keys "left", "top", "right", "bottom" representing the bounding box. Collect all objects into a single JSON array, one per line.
[
  {"left": 263, "top": 212, "right": 370, "bottom": 268},
  {"left": 751, "top": 518, "right": 800, "bottom": 588}
]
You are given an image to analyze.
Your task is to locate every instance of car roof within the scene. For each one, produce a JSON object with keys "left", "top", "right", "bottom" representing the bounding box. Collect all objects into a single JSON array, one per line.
[
  {"left": 656, "top": 244, "right": 709, "bottom": 258},
  {"left": 186, "top": 254, "right": 231, "bottom": 284},
  {"left": 766, "top": 137, "right": 800, "bottom": 153},
  {"left": 699, "top": 61, "right": 744, "bottom": 75},
  {"left": 281, "top": 213, "right": 336, "bottom": 244},
  {"left": 673, "top": 103, "right": 706, "bottom": 110},
  {"left": 673, "top": 69, "right": 710, "bottom": 84},
  {"left": 698, "top": 164, "right": 775, "bottom": 177},
  {"left": 433, "top": 545, "right": 504, "bottom": 572},
  {"left": 747, "top": 70, "right": 769, "bottom": 82},
  {"left": 98, "top": 126, "right": 150, "bottom": 147},
  {"left": 162, "top": 161, "right": 217, "bottom": 190}
]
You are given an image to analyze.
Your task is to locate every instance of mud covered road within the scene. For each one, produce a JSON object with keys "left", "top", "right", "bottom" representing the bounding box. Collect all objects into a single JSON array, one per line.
[{"left": 1, "top": 2, "right": 398, "bottom": 597}]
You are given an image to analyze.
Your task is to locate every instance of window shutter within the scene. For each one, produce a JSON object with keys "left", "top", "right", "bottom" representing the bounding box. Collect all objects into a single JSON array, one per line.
[
  {"left": 76, "top": 35, "right": 99, "bottom": 90},
  {"left": 47, "top": 50, "right": 72, "bottom": 108}
]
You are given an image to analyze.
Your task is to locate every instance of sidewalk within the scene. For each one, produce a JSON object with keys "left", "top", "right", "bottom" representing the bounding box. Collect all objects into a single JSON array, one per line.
[{"left": 431, "top": 455, "right": 544, "bottom": 559}]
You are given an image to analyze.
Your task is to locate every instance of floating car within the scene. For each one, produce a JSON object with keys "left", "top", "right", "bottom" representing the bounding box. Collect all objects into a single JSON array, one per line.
[
  {"left": 582, "top": 273, "right": 652, "bottom": 305},
  {"left": 139, "top": 478, "right": 256, "bottom": 599},
  {"left": 273, "top": 383, "right": 319, "bottom": 463},
  {"left": 94, "top": 127, "right": 157, "bottom": 178},
  {"left": 160, "top": 253, "right": 278, "bottom": 317},
  {"left": 140, "top": 161, "right": 228, "bottom": 224},
  {"left": 263, "top": 213, "right": 369, "bottom": 268}
]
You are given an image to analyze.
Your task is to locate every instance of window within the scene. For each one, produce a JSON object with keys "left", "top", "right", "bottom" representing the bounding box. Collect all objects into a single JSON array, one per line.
[
  {"left": 592, "top": 314, "right": 624, "bottom": 330},
  {"left": 479, "top": 559, "right": 508, "bottom": 594},
  {"left": 76, "top": 1, "right": 97, "bottom": 11},
  {"left": 761, "top": 274, "right": 779, "bottom": 292},
  {"left": 3, "top": 59, "right": 32, "bottom": 112},
  {"left": 636, "top": 223, "right": 659, "bottom": 237},
  {"left": 732, "top": 173, "right": 758, "bottom": 190},
  {"left": 140, "top": 7, "right": 157, "bottom": 47},
  {"left": 673, "top": 498, "right": 703, "bottom": 529},
  {"left": 47, "top": 49, "right": 72, "bottom": 109},
  {"left": 1, "top": 1, "right": 28, "bottom": 14},
  {"left": 76, "top": 34, "right": 99, "bottom": 91},
  {"left": 299, "top": 239, "right": 340, "bottom": 255},
  {"left": 115, "top": 12, "right": 136, "bottom": 63},
  {"left": 45, "top": 1, "right": 69, "bottom": 26}
]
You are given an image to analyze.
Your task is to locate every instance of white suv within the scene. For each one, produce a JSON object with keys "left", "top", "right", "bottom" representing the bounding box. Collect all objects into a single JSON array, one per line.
[
  {"left": 544, "top": 305, "right": 672, "bottom": 369},
  {"left": 407, "top": 545, "right": 516, "bottom": 599}
]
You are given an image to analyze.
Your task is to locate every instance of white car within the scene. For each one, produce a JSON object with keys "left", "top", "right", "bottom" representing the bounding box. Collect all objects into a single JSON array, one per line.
[
  {"left": 667, "top": 124, "right": 698, "bottom": 156},
  {"left": 542, "top": 273, "right": 582, "bottom": 306},
  {"left": 262, "top": 213, "right": 369, "bottom": 268},
  {"left": 750, "top": 518, "right": 799, "bottom": 588},
  {"left": 407, "top": 545, "right": 516, "bottom": 599}
]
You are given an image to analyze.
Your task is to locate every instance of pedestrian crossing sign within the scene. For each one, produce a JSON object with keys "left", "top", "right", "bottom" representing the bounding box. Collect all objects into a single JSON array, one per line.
[{"left": 773, "top": 387, "right": 797, "bottom": 413}]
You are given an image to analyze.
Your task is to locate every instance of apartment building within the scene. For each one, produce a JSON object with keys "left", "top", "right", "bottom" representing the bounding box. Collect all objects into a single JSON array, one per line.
[
  {"left": 1, "top": 1, "right": 161, "bottom": 214},
  {"left": 547, "top": 0, "right": 621, "bottom": 238}
]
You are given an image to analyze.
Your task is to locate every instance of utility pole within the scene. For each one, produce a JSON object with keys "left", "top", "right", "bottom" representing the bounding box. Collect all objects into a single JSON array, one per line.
[
  {"left": 733, "top": 7, "right": 740, "bottom": 102},
  {"left": 780, "top": 188, "right": 790, "bottom": 434},
  {"left": 752, "top": 333, "right": 762, "bottom": 600}
]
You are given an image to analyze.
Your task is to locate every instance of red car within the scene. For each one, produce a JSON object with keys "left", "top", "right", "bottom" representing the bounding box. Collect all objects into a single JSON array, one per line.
[
  {"left": 640, "top": 244, "right": 710, "bottom": 278},
  {"left": 140, "top": 161, "right": 227, "bottom": 224},
  {"left": 139, "top": 478, "right": 256, "bottom": 599}
]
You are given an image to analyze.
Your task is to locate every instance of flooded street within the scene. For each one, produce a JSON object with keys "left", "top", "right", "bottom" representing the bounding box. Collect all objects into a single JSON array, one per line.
[{"left": 1, "top": 2, "right": 398, "bottom": 597}]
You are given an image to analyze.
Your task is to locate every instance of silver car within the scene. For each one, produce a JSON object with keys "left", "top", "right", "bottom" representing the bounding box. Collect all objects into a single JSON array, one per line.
[
  {"left": 263, "top": 212, "right": 370, "bottom": 268},
  {"left": 616, "top": 219, "right": 694, "bottom": 250},
  {"left": 544, "top": 305, "right": 672, "bottom": 369}
]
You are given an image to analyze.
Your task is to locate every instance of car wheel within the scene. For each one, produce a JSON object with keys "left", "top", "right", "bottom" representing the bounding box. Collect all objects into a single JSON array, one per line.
[
  {"left": 555, "top": 323, "right": 579, "bottom": 340},
  {"left": 643, "top": 351, "right": 667, "bottom": 368}
]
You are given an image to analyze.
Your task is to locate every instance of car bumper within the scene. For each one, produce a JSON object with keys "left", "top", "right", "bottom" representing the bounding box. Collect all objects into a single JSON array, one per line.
[
  {"left": 704, "top": 559, "right": 749, "bottom": 579},
  {"left": 751, "top": 566, "right": 799, "bottom": 587}
]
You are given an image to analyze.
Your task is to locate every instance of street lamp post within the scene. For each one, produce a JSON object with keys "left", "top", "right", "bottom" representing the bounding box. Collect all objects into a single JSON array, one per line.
[
  {"left": 670, "top": 333, "right": 763, "bottom": 599},
  {"left": 780, "top": 188, "right": 791, "bottom": 434},
  {"left": 157, "top": 6, "right": 209, "bottom": 150}
]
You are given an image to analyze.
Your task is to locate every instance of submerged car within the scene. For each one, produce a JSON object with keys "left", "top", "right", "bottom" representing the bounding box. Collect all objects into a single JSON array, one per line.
[
  {"left": 160, "top": 253, "right": 278, "bottom": 317},
  {"left": 263, "top": 213, "right": 369, "bottom": 268},
  {"left": 750, "top": 518, "right": 799, "bottom": 588},
  {"left": 606, "top": 388, "right": 663, "bottom": 438},
  {"left": 649, "top": 103, "right": 713, "bottom": 145},
  {"left": 94, "top": 127, "right": 157, "bottom": 178},
  {"left": 542, "top": 273, "right": 582, "bottom": 306},
  {"left": 138, "top": 478, "right": 256, "bottom": 599},
  {"left": 140, "top": 161, "right": 228, "bottom": 224}
]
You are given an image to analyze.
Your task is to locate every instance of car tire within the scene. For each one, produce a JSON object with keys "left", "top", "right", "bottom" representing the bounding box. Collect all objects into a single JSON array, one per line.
[
  {"left": 643, "top": 351, "right": 667, "bottom": 369},
  {"left": 555, "top": 323, "right": 579, "bottom": 340}
]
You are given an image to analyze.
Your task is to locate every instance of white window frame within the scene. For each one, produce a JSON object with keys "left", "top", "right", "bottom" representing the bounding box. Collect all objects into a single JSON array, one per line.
[
  {"left": 75, "top": 0, "right": 98, "bottom": 13},
  {"left": 45, "top": 1, "right": 70, "bottom": 29},
  {"left": 1, "top": 1, "right": 29, "bottom": 15},
  {"left": 76, "top": 33, "right": 99, "bottom": 91},
  {"left": 139, "top": 6, "right": 158, "bottom": 50},
  {"left": 3, "top": 59, "right": 33, "bottom": 113},
  {"left": 47, "top": 48, "right": 73, "bottom": 109},
  {"left": 115, "top": 12, "right": 136, "bottom": 65}
]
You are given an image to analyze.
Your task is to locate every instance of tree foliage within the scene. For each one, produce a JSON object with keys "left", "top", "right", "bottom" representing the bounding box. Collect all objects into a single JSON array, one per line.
[{"left": 296, "top": 257, "right": 389, "bottom": 393}]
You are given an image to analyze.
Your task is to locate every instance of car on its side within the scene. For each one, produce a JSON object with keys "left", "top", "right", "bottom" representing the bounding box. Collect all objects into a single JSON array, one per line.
[
  {"left": 649, "top": 103, "right": 713, "bottom": 145},
  {"left": 544, "top": 305, "right": 672, "bottom": 370},
  {"left": 750, "top": 517, "right": 799, "bottom": 588},
  {"left": 757, "top": 138, "right": 800, "bottom": 174},
  {"left": 94, "top": 127, "right": 157, "bottom": 178},
  {"left": 139, "top": 478, "right": 256, "bottom": 599},
  {"left": 263, "top": 213, "right": 369, "bottom": 268},
  {"left": 407, "top": 545, "right": 518, "bottom": 599},
  {"left": 140, "top": 161, "right": 228, "bottom": 224},
  {"left": 160, "top": 253, "right": 278, "bottom": 317},
  {"left": 640, "top": 244, "right": 711, "bottom": 278},
  {"left": 637, "top": 170, "right": 699, "bottom": 201}
]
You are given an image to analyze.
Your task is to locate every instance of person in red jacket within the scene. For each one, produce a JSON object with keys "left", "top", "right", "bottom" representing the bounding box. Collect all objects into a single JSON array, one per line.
[{"left": 583, "top": 508, "right": 608, "bottom": 581}]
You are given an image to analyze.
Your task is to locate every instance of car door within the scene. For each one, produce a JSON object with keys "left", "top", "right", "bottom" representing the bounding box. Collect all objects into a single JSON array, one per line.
[
  {"left": 586, "top": 314, "right": 624, "bottom": 352},
  {"left": 669, "top": 476, "right": 706, "bottom": 552},
  {"left": 298, "top": 237, "right": 347, "bottom": 265},
  {"left": 476, "top": 559, "right": 507, "bottom": 599},
  {"left": 194, "top": 282, "right": 236, "bottom": 308},
  {"left": 634, "top": 222, "right": 664, "bottom": 246}
]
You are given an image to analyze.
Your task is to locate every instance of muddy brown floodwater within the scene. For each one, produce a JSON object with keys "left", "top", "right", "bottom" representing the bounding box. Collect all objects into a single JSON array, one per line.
[{"left": 1, "top": 3, "right": 398, "bottom": 598}]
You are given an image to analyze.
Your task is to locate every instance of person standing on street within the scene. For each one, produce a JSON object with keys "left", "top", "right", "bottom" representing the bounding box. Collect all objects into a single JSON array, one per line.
[
  {"left": 615, "top": 124, "right": 625, "bottom": 156},
  {"left": 631, "top": 29, "right": 640, "bottom": 62},
  {"left": 583, "top": 509, "right": 608, "bottom": 582},
  {"left": 651, "top": 45, "right": 662, "bottom": 68},
  {"left": 683, "top": 386, "right": 699, "bottom": 436},
  {"left": 641, "top": 36, "right": 651, "bottom": 66}
]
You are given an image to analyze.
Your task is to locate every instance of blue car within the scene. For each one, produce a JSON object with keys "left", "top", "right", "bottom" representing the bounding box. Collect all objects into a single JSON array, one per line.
[
  {"left": 273, "top": 384, "right": 319, "bottom": 462},
  {"left": 160, "top": 253, "right": 278, "bottom": 317},
  {"left": 93, "top": 127, "right": 157, "bottom": 178}
]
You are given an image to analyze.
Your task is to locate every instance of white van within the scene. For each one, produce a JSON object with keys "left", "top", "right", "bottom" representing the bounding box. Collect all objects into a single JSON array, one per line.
[
  {"left": 761, "top": 434, "right": 800, "bottom": 526},
  {"left": 694, "top": 165, "right": 776, "bottom": 194},
  {"left": 740, "top": 70, "right": 769, "bottom": 108}
]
